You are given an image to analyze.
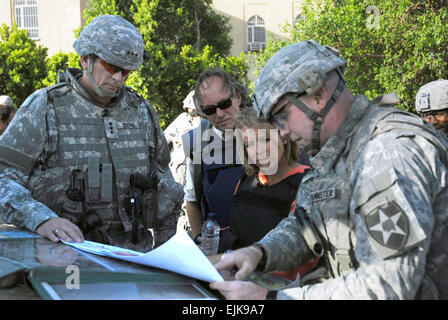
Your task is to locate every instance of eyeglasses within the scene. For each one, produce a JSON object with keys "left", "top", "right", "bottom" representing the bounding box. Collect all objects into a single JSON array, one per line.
[
  {"left": 98, "top": 58, "right": 132, "bottom": 77},
  {"left": 201, "top": 96, "right": 233, "bottom": 116},
  {"left": 268, "top": 101, "right": 292, "bottom": 128},
  {"left": 423, "top": 111, "right": 448, "bottom": 122}
]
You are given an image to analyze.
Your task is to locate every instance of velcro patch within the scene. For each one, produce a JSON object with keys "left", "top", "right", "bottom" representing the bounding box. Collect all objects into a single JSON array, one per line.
[
  {"left": 365, "top": 201, "right": 409, "bottom": 251},
  {"left": 310, "top": 188, "right": 336, "bottom": 202}
]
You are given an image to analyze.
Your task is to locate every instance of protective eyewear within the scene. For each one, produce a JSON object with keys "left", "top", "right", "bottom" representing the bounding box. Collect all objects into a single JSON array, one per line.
[
  {"left": 201, "top": 96, "right": 233, "bottom": 116},
  {"left": 268, "top": 101, "right": 292, "bottom": 128},
  {"left": 422, "top": 111, "right": 448, "bottom": 122},
  {"left": 99, "top": 58, "right": 132, "bottom": 77}
]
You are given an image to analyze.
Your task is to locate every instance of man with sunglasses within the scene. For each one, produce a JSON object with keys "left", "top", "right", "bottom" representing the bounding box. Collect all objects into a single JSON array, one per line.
[
  {"left": 0, "top": 15, "right": 182, "bottom": 252},
  {"left": 182, "top": 67, "right": 248, "bottom": 252},
  {"left": 416, "top": 79, "right": 448, "bottom": 137},
  {"left": 211, "top": 40, "right": 448, "bottom": 300}
]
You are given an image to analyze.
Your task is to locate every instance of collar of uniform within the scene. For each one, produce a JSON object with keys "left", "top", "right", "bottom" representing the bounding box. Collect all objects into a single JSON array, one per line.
[
  {"left": 257, "top": 164, "right": 310, "bottom": 186},
  {"left": 310, "top": 95, "right": 371, "bottom": 174}
]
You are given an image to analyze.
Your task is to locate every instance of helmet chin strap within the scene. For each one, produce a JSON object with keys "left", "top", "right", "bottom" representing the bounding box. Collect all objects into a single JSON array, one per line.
[
  {"left": 85, "top": 58, "right": 117, "bottom": 99},
  {"left": 284, "top": 76, "right": 346, "bottom": 156}
]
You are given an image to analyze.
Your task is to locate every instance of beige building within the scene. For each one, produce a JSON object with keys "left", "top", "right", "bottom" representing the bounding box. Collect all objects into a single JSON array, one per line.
[
  {"left": 212, "top": 0, "right": 304, "bottom": 57},
  {"left": 0, "top": 0, "right": 302, "bottom": 60},
  {"left": 0, "top": 0, "right": 88, "bottom": 55}
]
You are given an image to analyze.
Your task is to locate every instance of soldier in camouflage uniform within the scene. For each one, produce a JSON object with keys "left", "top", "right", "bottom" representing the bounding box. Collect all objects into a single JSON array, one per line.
[
  {"left": 164, "top": 90, "right": 202, "bottom": 187},
  {"left": 164, "top": 90, "right": 201, "bottom": 232},
  {"left": 415, "top": 79, "right": 448, "bottom": 137},
  {"left": 211, "top": 40, "right": 448, "bottom": 299},
  {"left": 0, "top": 15, "right": 183, "bottom": 252}
]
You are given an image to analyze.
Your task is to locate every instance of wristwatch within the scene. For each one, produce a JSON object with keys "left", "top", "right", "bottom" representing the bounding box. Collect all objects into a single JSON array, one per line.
[{"left": 193, "top": 234, "right": 201, "bottom": 244}]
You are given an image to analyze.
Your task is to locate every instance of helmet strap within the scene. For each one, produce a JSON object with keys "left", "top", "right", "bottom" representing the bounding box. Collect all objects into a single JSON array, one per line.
[
  {"left": 284, "top": 76, "right": 346, "bottom": 156},
  {"left": 84, "top": 58, "right": 117, "bottom": 99}
]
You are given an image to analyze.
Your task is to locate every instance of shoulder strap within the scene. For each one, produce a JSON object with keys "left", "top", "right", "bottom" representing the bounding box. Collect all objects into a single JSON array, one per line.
[
  {"left": 125, "top": 87, "right": 159, "bottom": 159},
  {"left": 181, "top": 119, "right": 212, "bottom": 219}
]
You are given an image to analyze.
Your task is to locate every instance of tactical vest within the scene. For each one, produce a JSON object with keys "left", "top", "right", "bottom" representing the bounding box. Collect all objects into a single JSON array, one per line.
[
  {"left": 301, "top": 95, "right": 448, "bottom": 282},
  {"left": 182, "top": 121, "right": 244, "bottom": 227},
  {"left": 27, "top": 80, "right": 157, "bottom": 234},
  {"left": 230, "top": 169, "right": 306, "bottom": 248}
]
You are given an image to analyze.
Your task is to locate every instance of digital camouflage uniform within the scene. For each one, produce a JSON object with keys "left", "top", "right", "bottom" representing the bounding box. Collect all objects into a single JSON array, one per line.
[
  {"left": 253, "top": 40, "right": 448, "bottom": 299},
  {"left": 164, "top": 90, "right": 201, "bottom": 187},
  {"left": 415, "top": 79, "right": 448, "bottom": 136},
  {"left": 0, "top": 15, "right": 183, "bottom": 252}
]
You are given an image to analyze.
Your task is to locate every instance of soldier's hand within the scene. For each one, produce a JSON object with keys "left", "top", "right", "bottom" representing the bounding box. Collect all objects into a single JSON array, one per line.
[
  {"left": 210, "top": 280, "right": 268, "bottom": 300},
  {"left": 36, "top": 217, "right": 84, "bottom": 243},
  {"left": 214, "top": 245, "right": 264, "bottom": 281}
]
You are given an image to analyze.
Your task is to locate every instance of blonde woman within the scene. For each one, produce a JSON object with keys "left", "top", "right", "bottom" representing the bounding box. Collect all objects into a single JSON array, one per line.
[{"left": 225, "top": 108, "right": 318, "bottom": 280}]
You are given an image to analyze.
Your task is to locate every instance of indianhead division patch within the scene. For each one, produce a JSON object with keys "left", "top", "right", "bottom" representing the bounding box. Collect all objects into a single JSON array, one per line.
[{"left": 364, "top": 201, "right": 409, "bottom": 251}]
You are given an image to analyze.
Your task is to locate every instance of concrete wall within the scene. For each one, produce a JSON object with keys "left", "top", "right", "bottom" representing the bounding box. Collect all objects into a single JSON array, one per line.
[
  {"left": 0, "top": 1, "right": 13, "bottom": 27},
  {"left": 35, "top": 0, "right": 86, "bottom": 55}
]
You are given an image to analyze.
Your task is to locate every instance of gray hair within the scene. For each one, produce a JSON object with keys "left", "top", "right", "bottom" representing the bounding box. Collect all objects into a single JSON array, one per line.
[{"left": 193, "top": 66, "right": 249, "bottom": 114}]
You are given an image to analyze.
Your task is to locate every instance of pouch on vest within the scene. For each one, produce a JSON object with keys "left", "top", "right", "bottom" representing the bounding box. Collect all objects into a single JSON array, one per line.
[
  {"left": 60, "top": 168, "right": 109, "bottom": 244},
  {"left": 309, "top": 171, "right": 357, "bottom": 276},
  {"left": 138, "top": 163, "right": 184, "bottom": 247}
]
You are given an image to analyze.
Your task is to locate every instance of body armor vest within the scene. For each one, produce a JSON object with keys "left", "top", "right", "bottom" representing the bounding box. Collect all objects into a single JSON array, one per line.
[
  {"left": 230, "top": 170, "right": 305, "bottom": 248},
  {"left": 28, "top": 76, "right": 155, "bottom": 234},
  {"left": 184, "top": 121, "right": 244, "bottom": 228},
  {"left": 201, "top": 160, "right": 244, "bottom": 229}
]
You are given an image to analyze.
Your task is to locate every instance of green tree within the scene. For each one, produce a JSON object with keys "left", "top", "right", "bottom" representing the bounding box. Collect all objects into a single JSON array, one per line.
[
  {"left": 42, "top": 52, "right": 81, "bottom": 87},
  {"left": 252, "top": 0, "right": 448, "bottom": 112},
  {"left": 0, "top": 23, "right": 48, "bottom": 105},
  {"left": 82, "top": 0, "right": 244, "bottom": 128}
]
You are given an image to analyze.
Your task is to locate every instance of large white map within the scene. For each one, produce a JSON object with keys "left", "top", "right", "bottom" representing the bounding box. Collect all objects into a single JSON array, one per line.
[{"left": 62, "top": 231, "right": 224, "bottom": 283}]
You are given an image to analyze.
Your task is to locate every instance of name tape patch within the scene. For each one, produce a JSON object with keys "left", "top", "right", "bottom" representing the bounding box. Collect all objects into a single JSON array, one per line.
[{"left": 310, "top": 188, "right": 336, "bottom": 202}]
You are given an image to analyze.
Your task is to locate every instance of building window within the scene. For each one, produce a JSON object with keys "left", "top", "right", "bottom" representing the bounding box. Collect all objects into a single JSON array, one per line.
[
  {"left": 247, "top": 15, "right": 266, "bottom": 52},
  {"left": 14, "top": 0, "right": 39, "bottom": 40}
]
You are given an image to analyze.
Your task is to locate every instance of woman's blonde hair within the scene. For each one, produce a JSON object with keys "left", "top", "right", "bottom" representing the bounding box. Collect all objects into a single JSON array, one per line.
[{"left": 235, "top": 107, "right": 299, "bottom": 176}]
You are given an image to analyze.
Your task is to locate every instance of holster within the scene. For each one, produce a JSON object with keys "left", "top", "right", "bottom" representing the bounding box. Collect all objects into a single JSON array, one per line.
[{"left": 139, "top": 168, "right": 184, "bottom": 248}]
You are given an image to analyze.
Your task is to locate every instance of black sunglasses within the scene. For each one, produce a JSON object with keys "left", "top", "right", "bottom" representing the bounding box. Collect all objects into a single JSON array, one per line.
[{"left": 201, "top": 96, "right": 233, "bottom": 116}]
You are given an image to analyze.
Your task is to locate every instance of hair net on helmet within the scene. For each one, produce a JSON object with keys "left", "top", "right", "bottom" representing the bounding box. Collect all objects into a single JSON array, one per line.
[
  {"left": 415, "top": 79, "right": 448, "bottom": 113},
  {"left": 0, "top": 96, "right": 13, "bottom": 107},
  {"left": 252, "top": 40, "right": 347, "bottom": 120},
  {"left": 73, "top": 15, "right": 144, "bottom": 70}
]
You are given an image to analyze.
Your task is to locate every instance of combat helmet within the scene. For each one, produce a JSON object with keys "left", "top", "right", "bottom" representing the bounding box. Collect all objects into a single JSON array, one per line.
[
  {"left": 74, "top": 15, "right": 144, "bottom": 71},
  {"left": 415, "top": 79, "right": 448, "bottom": 114},
  {"left": 0, "top": 96, "right": 13, "bottom": 107},
  {"left": 252, "top": 40, "right": 347, "bottom": 155}
]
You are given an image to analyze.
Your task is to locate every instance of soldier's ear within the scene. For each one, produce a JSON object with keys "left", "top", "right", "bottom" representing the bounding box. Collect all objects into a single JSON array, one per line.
[
  {"left": 313, "top": 88, "right": 327, "bottom": 111},
  {"left": 80, "top": 56, "right": 89, "bottom": 70}
]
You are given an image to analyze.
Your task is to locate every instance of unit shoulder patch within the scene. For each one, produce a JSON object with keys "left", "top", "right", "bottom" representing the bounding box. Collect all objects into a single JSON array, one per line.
[{"left": 364, "top": 201, "right": 409, "bottom": 251}]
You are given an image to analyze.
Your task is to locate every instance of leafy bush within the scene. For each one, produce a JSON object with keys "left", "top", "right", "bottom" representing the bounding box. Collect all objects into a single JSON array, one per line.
[
  {"left": 0, "top": 24, "right": 47, "bottom": 105},
  {"left": 251, "top": 0, "right": 448, "bottom": 112}
]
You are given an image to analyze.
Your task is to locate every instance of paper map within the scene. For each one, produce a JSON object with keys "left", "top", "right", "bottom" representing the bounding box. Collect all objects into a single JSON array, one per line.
[{"left": 62, "top": 231, "right": 224, "bottom": 282}]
